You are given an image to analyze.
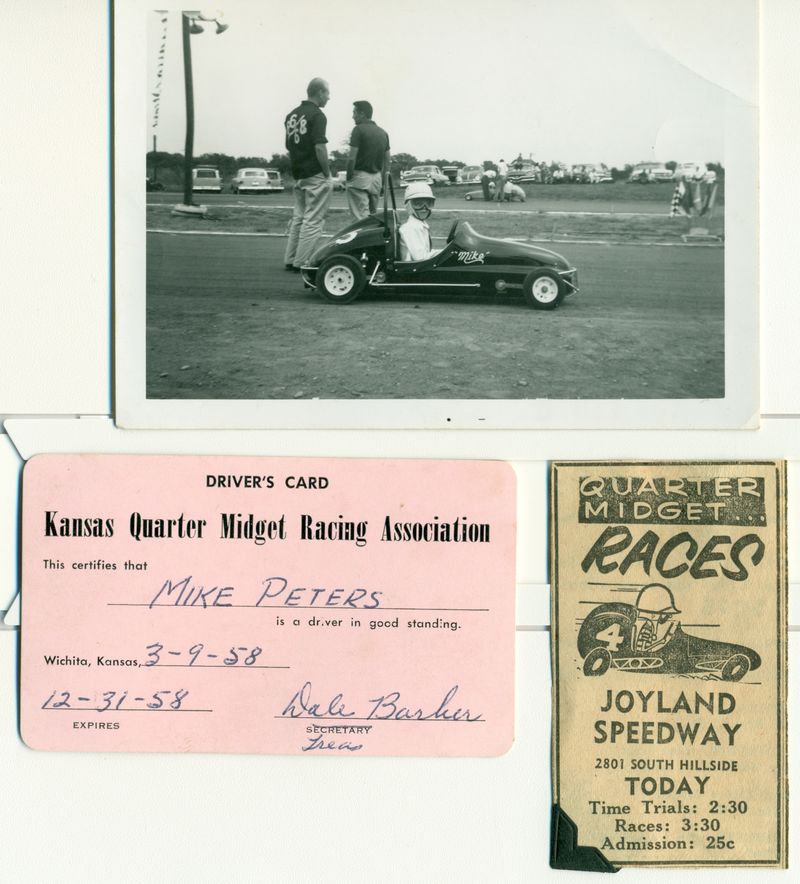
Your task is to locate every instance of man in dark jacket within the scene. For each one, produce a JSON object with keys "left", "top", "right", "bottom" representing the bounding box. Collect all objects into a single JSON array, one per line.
[{"left": 284, "top": 78, "right": 333, "bottom": 271}]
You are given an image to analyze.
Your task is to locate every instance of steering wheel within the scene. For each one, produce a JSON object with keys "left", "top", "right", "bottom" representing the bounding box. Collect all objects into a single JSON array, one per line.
[{"left": 447, "top": 219, "right": 459, "bottom": 243}]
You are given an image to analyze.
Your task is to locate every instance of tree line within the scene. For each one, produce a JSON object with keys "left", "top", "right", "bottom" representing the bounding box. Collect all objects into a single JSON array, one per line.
[
  {"left": 146, "top": 150, "right": 724, "bottom": 186},
  {"left": 145, "top": 149, "right": 461, "bottom": 185}
]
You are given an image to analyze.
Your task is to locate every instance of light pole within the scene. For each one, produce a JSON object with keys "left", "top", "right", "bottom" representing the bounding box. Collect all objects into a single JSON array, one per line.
[{"left": 174, "top": 10, "right": 229, "bottom": 216}]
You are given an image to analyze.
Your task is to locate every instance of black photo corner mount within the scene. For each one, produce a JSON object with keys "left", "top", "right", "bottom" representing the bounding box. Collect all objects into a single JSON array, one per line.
[{"left": 551, "top": 805, "right": 619, "bottom": 873}]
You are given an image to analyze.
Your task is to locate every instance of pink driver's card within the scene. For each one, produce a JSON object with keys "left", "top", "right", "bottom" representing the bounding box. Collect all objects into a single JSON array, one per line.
[{"left": 20, "top": 454, "right": 515, "bottom": 756}]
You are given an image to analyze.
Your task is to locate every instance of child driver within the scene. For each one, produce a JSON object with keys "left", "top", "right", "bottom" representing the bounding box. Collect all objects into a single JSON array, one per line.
[{"left": 399, "top": 182, "right": 440, "bottom": 261}]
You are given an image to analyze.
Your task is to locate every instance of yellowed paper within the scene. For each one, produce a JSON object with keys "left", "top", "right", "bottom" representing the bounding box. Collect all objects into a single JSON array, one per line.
[{"left": 550, "top": 461, "right": 787, "bottom": 870}]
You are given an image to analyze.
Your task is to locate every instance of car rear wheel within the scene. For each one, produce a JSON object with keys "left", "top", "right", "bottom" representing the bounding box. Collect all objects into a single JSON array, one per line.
[
  {"left": 522, "top": 268, "right": 564, "bottom": 310},
  {"left": 720, "top": 654, "right": 751, "bottom": 682},
  {"left": 317, "top": 255, "right": 365, "bottom": 305}
]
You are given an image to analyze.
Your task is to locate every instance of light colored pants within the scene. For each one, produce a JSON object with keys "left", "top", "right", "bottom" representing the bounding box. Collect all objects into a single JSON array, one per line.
[
  {"left": 284, "top": 174, "right": 333, "bottom": 268},
  {"left": 346, "top": 170, "right": 382, "bottom": 220},
  {"left": 494, "top": 175, "right": 507, "bottom": 201}
]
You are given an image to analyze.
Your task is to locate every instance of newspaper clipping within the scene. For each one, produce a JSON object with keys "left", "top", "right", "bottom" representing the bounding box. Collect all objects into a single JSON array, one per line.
[{"left": 550, "top": 461, "right": 788, "bottom": 870}]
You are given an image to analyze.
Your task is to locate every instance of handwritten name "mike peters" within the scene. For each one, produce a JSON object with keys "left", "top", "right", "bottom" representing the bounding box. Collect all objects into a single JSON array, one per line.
[{"left": 147, "top": 576, "right": 383, "bottom": 610}]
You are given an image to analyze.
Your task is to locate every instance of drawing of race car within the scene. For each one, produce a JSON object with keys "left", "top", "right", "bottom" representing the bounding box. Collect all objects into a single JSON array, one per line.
[
  {"left": 577, "top": 602, "right": 761, "bottom": 682},
  {"left": 301, "top": 176, "right": 579, "bottom": 310}
]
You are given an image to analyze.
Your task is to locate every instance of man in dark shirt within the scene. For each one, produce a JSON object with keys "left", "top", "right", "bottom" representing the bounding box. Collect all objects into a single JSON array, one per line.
[
  {"left": 345, "top": 101, "right": 391, "bottom": 221},
  {"left": 283, "top": 77, "right": 333, "bottom": 271}
]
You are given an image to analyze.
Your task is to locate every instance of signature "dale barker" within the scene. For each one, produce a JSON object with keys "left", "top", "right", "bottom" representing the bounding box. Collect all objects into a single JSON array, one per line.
[{"left": 281, "top": 681, "right": 484, "bottom": 723}]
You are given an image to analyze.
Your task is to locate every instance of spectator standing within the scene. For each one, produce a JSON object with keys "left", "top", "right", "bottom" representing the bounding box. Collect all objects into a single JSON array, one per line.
[
  {"left": 346, "top": 101, "right": 391, "bottom": 220},
  {"left": 480, "top": 167, "right": 496, "bottom": 201},
  {"left": 283, "top": 78, "right": 333, "bottom": 272},
  {"left": 699, "top": 166, "right": 718, "bottom": 217},
  {"left": 494, "top": 158, "right": 509, "bottom": 202}
]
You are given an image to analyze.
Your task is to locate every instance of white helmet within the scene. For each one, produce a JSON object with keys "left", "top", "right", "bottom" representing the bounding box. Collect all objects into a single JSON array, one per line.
[
  {"left": 404, "top": 182, "right": 436, "bottom": 203},
  {"left": 636, "top": 583, "right": 680, "bottom": 615}
]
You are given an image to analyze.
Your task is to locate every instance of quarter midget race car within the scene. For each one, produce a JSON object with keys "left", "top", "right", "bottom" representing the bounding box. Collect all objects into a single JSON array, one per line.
[
  {"left": 577, "top": 602, "right": 761, "bottom": 682},
  {"left": 301, "top": 177, "right": 578, "bottom": 310},
  {"left": 464, "top": 182, "right": 526, "bottom": 202}
]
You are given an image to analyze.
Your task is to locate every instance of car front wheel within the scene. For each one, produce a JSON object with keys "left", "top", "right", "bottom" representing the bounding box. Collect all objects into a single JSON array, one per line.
[
  {"left": 522, "top": 268, "right": 564, "bottom": 310},
  {"left": 317, "top": 255, "right": 366, "bottom": 304},
  {"left": 583, "top": 647, "right": 612, "bottom": 676}
]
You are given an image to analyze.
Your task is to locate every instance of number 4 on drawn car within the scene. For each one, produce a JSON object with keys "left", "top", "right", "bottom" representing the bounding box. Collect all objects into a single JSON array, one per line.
[{"left": 577, "top": 602, "right": 761, "bottom": 682}]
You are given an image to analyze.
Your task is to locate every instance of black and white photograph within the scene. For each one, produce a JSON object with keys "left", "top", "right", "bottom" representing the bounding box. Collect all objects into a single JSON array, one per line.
[{"left": 115, "top": 0, "right": 758, "bottom": 429}]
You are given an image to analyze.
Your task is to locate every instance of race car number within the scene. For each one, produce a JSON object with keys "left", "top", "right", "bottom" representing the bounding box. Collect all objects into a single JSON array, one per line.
[{"left": 594, "top": 623, "right": 624, "bottom": 651}]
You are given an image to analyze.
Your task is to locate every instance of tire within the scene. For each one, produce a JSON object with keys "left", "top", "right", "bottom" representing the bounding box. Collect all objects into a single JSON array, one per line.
[
  {"left": 465, "top": 194, "right": 473, "bottom": 201},
  {"left": 317, "top": 255, "right": 366, "bottom": 305},
  {"left": 583, "top": 647, "right": 612, "bottom": 677},
  {"left": 522, "top": 268, "right": 564, "bottom": 310},
  {"left": 720, "top": 654, "right": 750, "bottom": 682}
]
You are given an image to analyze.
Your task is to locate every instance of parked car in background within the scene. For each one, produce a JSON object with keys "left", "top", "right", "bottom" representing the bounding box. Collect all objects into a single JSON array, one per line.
[
  {"left": 441, "top": 165, "right": 461, "bottom": 183},
  {"left": 628, "top": 162, "right": 673, "bottom": 184},
  {"left": 572, "top": 163, "right": 613, "bottom": 184},
  {"left": 192, "top": 166, "right": 223, "bottom": 193},
  {"left": 231, "top": 167, "right": 284, "bottom": 194},
  {"left": 673, "top": 161, "right": 715, "bottom": 183},
  {"left": 459, "top": 165, "right": 483, "bottom": 184},
  {"left": 400, "top": 165, "right": 450, "bottom": 186},
  {"left": 508, "top": 160, "right": 537, "bottom": 183}
]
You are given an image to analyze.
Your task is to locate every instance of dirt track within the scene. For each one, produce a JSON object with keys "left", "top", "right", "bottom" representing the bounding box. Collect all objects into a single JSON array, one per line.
[{"left": 146, "top": 233, "right": 723, "bottom": 401}]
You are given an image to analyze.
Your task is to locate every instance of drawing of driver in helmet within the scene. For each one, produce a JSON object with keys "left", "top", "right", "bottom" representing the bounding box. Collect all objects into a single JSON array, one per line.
[{"left": 632, "top": 583, "right": 680, "bottom": 653}]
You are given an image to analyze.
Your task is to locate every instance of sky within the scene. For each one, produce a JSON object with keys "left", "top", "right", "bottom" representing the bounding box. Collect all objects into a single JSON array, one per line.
[{"left": 145, "top": 0, "right": 756, "bottom": 168}]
